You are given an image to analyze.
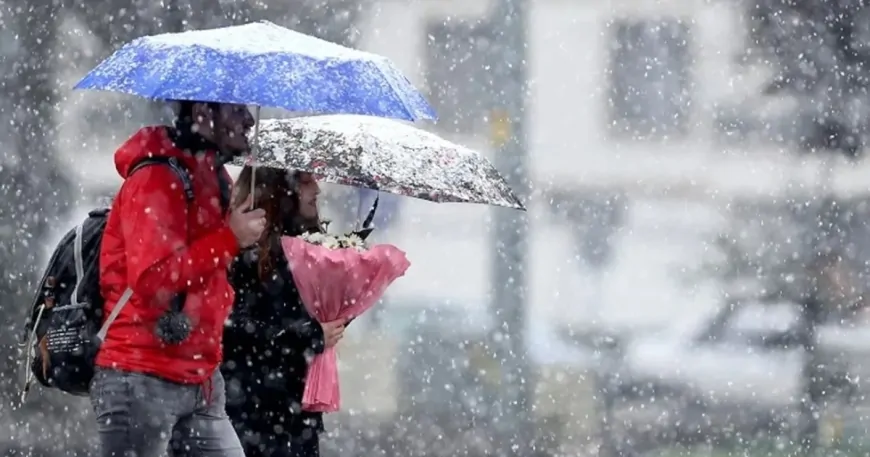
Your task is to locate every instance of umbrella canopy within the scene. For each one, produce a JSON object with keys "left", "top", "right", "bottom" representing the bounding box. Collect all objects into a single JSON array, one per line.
[
  {"left": 232, "top": 115, "right": 525, "bottom": 210},
  {"left": 74, "top": 21, "right": 436, "bottom": 122}
]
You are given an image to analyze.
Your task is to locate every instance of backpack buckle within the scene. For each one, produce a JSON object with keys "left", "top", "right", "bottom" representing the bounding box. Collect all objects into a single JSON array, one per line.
[{"left": 42, "top": 276, "right": 56, "bottom": 307}]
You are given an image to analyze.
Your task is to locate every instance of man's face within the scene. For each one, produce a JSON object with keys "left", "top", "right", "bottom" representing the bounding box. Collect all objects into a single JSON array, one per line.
[
  {"left": 210, "top": 103, "right": 255, "bottom": 153},
  {"left": 296, "top": 172, "right": 320, "bottom": 221}
]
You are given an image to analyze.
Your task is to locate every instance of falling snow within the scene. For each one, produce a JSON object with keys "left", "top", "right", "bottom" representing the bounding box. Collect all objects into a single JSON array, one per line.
[{"left": 5, "top": 1, "right": 870, "bottom": 457}]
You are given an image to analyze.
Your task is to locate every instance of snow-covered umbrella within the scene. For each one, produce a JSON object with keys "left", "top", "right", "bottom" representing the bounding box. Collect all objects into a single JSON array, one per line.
[
  {"left": 74, "top": 20, "right": 435, "bottom": 121},
  {"left": 232, "top": 115, "right": 525, "bottom": 211}
]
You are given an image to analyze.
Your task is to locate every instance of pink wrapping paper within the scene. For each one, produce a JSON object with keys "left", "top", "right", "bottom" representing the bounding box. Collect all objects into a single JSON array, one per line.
[{"left": 281, "top": 236, "right": 410, "bottom": 412}]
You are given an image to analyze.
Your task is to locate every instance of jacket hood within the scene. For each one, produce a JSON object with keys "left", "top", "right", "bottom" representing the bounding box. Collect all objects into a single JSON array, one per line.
[
  {"left": 114, "top": 126, "right": 185, "bottom": 179},
  {"left": 115, "top": 124, "right": 239, "bottom": 178}
]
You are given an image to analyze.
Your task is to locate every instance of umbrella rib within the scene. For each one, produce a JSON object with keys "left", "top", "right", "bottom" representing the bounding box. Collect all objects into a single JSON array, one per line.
[{"left": 369, "top": 59, "right": 415, "bottom": 121}]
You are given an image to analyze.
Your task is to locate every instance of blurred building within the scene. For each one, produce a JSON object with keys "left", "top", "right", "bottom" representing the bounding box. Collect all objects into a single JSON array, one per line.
[
  {"left": 351, "top": 0, "right": 753, "bottom": 326},
  {"left": 359, "top": 0, "right": 747, "bottom": 180}
]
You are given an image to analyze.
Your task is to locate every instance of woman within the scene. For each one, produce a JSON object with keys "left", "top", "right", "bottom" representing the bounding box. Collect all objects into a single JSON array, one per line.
[{"left": 222, "top": 166, "right": 347, "bottom": 457}]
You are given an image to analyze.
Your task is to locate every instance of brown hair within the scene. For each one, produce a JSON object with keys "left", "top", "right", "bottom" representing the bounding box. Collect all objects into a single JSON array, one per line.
[{"left": 234, "top": 165, "right": 320, "bottom": 281}]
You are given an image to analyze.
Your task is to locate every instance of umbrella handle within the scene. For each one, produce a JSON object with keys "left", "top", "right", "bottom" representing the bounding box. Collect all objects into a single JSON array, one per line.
[
  {"left": 351, "top": 193, "right": 379, "bottom": 241},
  {"left": 362, "top": 194, "right": 379, "bottom": 229},
  {"left": 249, "top": 106, "right": 262, "bottom": 210}
]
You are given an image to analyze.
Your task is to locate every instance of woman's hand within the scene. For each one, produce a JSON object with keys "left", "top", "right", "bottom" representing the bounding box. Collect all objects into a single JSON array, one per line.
[{"left": 322, "top": 318, "right": 347, "bottom": 348}]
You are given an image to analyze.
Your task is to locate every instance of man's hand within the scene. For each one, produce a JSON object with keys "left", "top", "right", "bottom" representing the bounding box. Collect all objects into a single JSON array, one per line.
[
  {"left": 321, "top": 318, "right": 346, "bottom": 349},
  {"left": 229, "top": 195, "right": 266, "bottom": 248}
]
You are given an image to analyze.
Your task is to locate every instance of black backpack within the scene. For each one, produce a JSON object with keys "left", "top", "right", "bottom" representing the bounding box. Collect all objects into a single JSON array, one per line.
[{"left": 19, "top": 157, "right": 194, "bottom": 399}]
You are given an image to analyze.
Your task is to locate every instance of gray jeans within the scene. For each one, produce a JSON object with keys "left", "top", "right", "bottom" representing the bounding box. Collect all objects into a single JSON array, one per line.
[{"left": 90, "top": 368, "right": 244, "bottom": 457}]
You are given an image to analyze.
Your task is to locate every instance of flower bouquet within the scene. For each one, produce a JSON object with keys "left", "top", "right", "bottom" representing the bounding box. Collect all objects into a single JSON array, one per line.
[{"left": 281, "top": 225, "right": 410, "bottom": 412}]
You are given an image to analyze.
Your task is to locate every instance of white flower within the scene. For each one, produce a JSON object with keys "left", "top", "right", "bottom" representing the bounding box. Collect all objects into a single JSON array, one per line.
[
  {"left": 299, "top": 230, "right": 368, "bottom": 251},
  {"left": 302, "top": 232, "right": 326, "bottom": 245},
  {"left": 322, "top": 236, "right": 340, "bottom": 250},
  {"left": 343, "top": 234, "right": 367, "bottom": 251}
]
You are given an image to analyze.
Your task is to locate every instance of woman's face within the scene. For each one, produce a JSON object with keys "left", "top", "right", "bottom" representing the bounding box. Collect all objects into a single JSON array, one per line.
[{"left": 295, "top": 172, "right": 320, "bottom": 221}]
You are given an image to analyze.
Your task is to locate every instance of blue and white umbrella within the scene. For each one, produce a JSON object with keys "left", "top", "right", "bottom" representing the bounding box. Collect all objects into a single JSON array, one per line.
[{"left": 75, "top": 21, "right": 436, "bottom": 122}]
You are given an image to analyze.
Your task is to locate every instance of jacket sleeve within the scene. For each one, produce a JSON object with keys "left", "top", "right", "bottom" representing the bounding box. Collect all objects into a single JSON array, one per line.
[
  {"left": 119, "top": 165, "right": 240, "bottom": 303},
  {"left": 277, "top": 308, "right": 326, "bottom": 356},
  {"left": 227, "top": 249, "right": 326, "bottom": 357}
]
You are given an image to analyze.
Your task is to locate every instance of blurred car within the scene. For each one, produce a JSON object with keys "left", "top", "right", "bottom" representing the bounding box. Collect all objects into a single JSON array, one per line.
[{"left": 567, "top": 299, "right": 863, "bottom": 453}]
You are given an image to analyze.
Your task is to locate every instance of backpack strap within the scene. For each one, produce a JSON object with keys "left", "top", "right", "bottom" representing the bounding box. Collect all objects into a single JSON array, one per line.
[
  {"left": 96, "top": 157, "right": 194, "bottom": 341},
  {"left": 96, "top": 288, "right": 132, "bottom": 341},
  {"left": 128, "top": 157, "right": 195, "bottom": 202}
]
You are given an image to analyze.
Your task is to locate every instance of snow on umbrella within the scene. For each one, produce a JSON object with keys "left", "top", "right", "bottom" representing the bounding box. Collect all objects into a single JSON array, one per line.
[
  {"left": 232, "top": 115, "right": 526, "bottom": 211},
  {"left": 74, "top": 20, "right": 436, "bottom": 122}
]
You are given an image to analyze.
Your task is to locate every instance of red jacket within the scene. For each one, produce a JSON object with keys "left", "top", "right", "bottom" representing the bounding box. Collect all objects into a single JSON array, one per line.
[{"left": 97, "top": 126, "right": 239, "bottom": 384}]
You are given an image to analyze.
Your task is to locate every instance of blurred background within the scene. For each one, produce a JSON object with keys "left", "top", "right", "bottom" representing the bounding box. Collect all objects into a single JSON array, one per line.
[{"left": 5, "top": 0, "right": 870, "bottom": 456}]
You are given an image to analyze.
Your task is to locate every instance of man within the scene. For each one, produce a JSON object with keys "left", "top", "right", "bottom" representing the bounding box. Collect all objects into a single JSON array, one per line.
[{"left": 93, "top": 101, "right": 264, "bottom": 457}]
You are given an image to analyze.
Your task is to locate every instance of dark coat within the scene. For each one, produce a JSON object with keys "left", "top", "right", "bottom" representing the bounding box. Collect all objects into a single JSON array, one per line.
[{"left": 221, "top": 241, "right": 325, "bottom": 456}]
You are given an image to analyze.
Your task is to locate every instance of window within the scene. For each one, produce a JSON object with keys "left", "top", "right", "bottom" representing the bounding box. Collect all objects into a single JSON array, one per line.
[
  {"left": 424, "top": 20, "right": 492, "bottom": 135},
  {"left": 608, "top": 18, "right": 692, "bottom": 140}
]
